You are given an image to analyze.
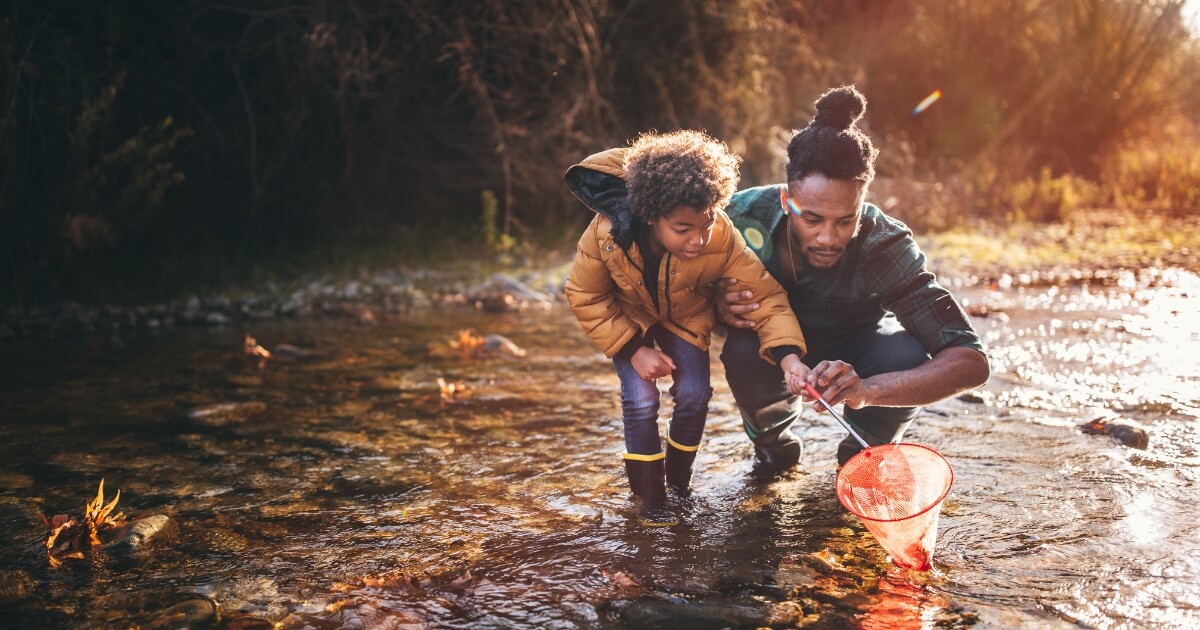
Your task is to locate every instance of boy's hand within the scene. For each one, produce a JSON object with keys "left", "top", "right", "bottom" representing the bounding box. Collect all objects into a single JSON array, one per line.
[
  {"left": 631, "top": 346, "right": 676, "bottom": 381},
  {"left": 780, "top": 353, "right": 811, "bottom": 397}
]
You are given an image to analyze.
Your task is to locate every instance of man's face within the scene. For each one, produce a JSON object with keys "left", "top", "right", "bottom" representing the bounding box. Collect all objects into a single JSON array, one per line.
[
  {"left": 783, "top": 174, "right": 866, "bottom": 269},
  {"left": 648, "top": 205, "right": 715, "bottom": 260}
]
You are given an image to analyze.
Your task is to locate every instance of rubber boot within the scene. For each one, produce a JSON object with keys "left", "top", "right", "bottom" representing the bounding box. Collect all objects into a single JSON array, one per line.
[
  {"left": 739, "top": 399, "right": 803, "bottom": 473},
  {"left": 624, "top": 456, "right": 680, "bottom": 527},
  {"left": 665, "top": 440, "right": 698, "bottom": 498}
]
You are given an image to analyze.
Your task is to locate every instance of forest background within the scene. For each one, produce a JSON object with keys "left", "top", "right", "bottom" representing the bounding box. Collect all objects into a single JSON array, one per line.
[{"left": 2, "top": 0, "right": 1198, "bottom": 306}]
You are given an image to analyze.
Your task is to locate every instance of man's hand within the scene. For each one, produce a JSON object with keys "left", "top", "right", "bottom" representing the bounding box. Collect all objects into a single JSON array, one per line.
[
  {"left": 716, "top": 278, "right": 761, "bottom": 328},
  {"left": 806, "top": 360, "right": 871, "bottom": 410},
  {"left": 631, "top": 346, "right": 676, "bottom": 381},
  {"left": 780, "top": 354, "right": 811, "bottom": 396}
]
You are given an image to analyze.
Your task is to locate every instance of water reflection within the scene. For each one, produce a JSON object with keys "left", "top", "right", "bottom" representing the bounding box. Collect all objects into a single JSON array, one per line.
[{"left": 0, "top": 270, "right": 1198, "bottom": 627}]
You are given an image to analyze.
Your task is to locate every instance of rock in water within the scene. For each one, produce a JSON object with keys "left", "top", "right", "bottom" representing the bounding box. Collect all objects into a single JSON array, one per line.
[
  {"left": 187, "top": 402, "right": 268, "bottom": 427},
  {"left": 145, "top": 599, "right": 218, "bottom": 629},
  {"left": 619, "top": 598, "right": 769, "bottom": 628},
  {"left": 482, "top": 334, "right": 527, "bottom": 357},
  {"left": 0, "top": 569, "right": 36, "bottom": 604},
  {"left": 1078, "top": 418, "right": 1150, "bottom": 450},
  {"left": 465, "top": 273, "right": 552, "bottom": 311},
  {"left": 103, "top": 514, "right": 174, "bottom": 552}
]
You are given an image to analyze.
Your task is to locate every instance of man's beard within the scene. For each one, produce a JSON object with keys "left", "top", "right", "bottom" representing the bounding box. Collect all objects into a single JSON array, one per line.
[{"left": 804, "top": 247, "right": 844, "bottom": 268}]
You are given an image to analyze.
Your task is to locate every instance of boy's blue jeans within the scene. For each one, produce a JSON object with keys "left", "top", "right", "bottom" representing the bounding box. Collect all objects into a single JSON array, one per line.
[
  {"left": 720, "top": 315, "right": 930, "bottom": 464},
  {"left": 613, "top": 326, "right": 713, "bottom": 455}
]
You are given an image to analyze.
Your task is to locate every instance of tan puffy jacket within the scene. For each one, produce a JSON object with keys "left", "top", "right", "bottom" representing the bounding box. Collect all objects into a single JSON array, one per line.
[{"left": 563, "top": 148, "right": 806, "bottom": 362}]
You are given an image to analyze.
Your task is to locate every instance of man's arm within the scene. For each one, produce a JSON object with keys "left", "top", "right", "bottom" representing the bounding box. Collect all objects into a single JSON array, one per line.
[{"left": 806, "top": 346, "right": 990, "bottom": 410}]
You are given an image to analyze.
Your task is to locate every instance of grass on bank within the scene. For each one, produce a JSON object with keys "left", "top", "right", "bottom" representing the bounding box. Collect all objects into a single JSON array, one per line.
[{"left": 920, "top": 209, "right": 1200, "bottom": 279}]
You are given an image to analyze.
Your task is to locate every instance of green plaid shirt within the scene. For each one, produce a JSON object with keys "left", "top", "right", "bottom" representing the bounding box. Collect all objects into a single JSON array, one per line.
[{"left": 726, "top": 184, "right": 984, "bottom": 356}]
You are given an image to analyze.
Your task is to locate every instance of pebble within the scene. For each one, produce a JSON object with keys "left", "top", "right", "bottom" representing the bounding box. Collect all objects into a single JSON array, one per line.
[
  {"left": 144, "top": 598, "right": 217, "bottom": 628},
  {"left": 186, "top": 402, "right": 268, "bottom": 427},
  {"left": 0, "top": 569, "right": 36, "bottom": 604},
  {"left": 0, "top": 267, "right": 566, "bottom": 340},
  {"left": 102, "top": 514, "right": 174, "bottom": 552},
  {"left": 1078, "top": 418, "right": 1150, "bottom": 450}
]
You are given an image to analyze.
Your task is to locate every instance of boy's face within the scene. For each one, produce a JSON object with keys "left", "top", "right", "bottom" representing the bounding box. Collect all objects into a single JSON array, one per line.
[{"left": 648, "top": 205, "right": 715, "bottom": 260}]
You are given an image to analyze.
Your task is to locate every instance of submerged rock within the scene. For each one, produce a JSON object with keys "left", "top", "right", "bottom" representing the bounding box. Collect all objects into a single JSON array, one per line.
[
  {"left": 186, "top": 402, "right": 268, "bottom": 427},
  {"left": 145, "top": 598, "right": 218, "bottom": 629},
  {"left": 618, "top": 597, "right": 769, "bottom": 628},
  {"left": 465, "top": 273, "right": 552, "bottom": 312},
  {"left": 0, "top": 569, "right": 36, "bottom": 604},
  {"left": 271, "top": 343, "right": 316, "bottom": 360},
  {"left": 482, "top": 334, "right": 527, "bottom": 357},
  {"left": 1078, "top": 418, "right": 1150, "bottom": 450},
  {"left": 102, "top": 514, "right": 174, "bottom": 552}
]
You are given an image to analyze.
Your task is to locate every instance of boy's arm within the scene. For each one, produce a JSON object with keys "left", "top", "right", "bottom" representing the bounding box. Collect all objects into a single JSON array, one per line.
[
  {"left": 563, "top": 219, "right": 642, "bottom": 358},
  {"left": 716, "top": 217, "right": 806, "bottom": 362}
]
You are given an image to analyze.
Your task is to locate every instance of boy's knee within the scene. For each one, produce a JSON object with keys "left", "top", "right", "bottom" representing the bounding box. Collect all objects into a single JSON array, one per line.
[
  {"left": 620, "top": 384, "right": 660, "bottom": 421},
  {"left": 673, "top": 383, "right": 713, "bottom": 416}
]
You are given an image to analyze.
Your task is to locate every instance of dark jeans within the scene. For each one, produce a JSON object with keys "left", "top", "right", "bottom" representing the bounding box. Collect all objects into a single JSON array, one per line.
[
  {"left": 614, "top": 326, "right": 713, "bottom": 455},
  {"left": 719, "top": 315, "right": 929, "bottom": 464}
]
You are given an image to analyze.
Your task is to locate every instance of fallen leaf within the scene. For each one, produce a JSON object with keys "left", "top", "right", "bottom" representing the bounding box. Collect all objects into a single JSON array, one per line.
[{"left": 243, "top": 335, "right": 272, "bottom": 367}]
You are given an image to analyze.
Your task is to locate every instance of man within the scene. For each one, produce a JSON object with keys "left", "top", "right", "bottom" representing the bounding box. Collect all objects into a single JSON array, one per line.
[{"left": 718, "top": 85, "right": 990, "bottom": 470}]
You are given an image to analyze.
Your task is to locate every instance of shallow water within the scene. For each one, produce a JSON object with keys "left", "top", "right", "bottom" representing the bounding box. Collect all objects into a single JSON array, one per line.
[{"left": 1, "top": 268, "right": 1198, "bottom": 628}]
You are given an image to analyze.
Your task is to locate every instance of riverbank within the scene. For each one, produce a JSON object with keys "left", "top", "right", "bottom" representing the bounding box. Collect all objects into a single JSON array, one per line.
[{"left": 2, "top": 209, "right": 1196, "bottom": 342}]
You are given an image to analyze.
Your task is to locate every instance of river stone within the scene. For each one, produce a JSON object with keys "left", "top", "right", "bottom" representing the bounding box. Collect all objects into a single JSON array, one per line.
[
  {"left": 0, "top": 470, "right": 34, "bottom": 490},
  {"left": 271, "top": 343, "right": 315, "bottom": 359},
  {"left": 212, "top": 577, "right": 288, "bottom": 622},
  {"left": 482, "top": 334, "right": 527, "bottom": 357},
  {"left": 0, "top": 569, "right": 36, "bottom": 604},
  {"left": 145, "top": 598, "right": 217, "bottom": 628},
  {"left": 1078, "top": 418, "right": 1150, "bottom": 449},
  {"left": 102, "top": 514, "right": 174, "bottom": 552},
  {"left": 198, "top": 527, "right": 250, "bottom": 553},
  {"left": 187, "top": 402, "right": 268, "bottom": 427},
  {"left": 465, "top": 273, "right": 552, "bottom": 311},
  {"left": 618, "top": 598, "right": 769, "bottom": 628},
  {"left": 957, "top": 390, "right": 991, "bottom": 404}
]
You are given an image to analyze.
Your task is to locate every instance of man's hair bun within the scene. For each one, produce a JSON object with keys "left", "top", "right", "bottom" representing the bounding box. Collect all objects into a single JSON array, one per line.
[{"left": 812, "top": 85, "right": 867, "bottom": 131}]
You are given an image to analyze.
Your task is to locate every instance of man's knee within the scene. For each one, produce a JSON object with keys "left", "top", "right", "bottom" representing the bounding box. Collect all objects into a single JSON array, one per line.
[
  {"left": 721, "top": 326, "right": 766, "bottom": 362},
  {"left": 856, "top": 328, "right": 930, "bottom": 377}
]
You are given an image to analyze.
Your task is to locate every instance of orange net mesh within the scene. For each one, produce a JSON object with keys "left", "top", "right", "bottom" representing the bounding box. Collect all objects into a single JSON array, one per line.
[{"left": 836, "top": 443, "right": 954, "bottom": 570}]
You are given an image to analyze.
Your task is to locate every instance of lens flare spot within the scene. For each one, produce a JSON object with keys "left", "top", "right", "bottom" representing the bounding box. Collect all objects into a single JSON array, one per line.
[
  {"left": 744, "top": 227, "right": 764, "bottom": 250},
  {"left": 784, "top": 196, "right": 803, "bottom": 217},
  {"left": 912, "top": 89, "right": 942, "bottom": 115}
]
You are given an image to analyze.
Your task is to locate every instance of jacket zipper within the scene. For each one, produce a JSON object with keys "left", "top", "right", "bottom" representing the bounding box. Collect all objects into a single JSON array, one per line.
[{"left": 663, "top": 254, "right": 700, "bottom": 339}]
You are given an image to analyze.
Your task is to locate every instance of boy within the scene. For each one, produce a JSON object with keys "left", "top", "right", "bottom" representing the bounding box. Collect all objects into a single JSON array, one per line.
[{"left": 564, "top": 130, "right": 811, "bottom": 527}]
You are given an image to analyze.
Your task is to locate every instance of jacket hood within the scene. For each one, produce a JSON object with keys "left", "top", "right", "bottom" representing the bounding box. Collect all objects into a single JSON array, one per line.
[{"left": 564, "top": 148, "right": 636, "bottom": 251}]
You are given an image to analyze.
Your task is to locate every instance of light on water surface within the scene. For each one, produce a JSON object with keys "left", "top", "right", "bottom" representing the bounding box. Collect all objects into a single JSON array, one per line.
[{"left": 0, "top": 269, "right": 1199, "bottom": 627}]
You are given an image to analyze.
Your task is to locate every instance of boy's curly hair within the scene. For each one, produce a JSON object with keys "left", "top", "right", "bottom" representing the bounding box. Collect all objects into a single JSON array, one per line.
[{"left": 625, "top": 130, "right": 741, "bottom": 221}]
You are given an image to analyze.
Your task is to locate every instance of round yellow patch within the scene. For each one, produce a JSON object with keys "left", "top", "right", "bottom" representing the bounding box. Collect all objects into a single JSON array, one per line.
[{"left": 744, "top": 227, "right": 764, "bottom": 250}]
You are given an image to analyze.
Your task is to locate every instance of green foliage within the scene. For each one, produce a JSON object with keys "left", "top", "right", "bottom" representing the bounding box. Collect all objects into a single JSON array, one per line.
[
  {"left": 1, "top": 1, "right": 1197, "bottom": 304},
  {"left": 63, "top": 75, "right": 191, "bottom": 254},
  {"left": 479, "top": 189, "right": 515, "bottom": 253},
  {"left": 1107, "top": 132, "right": 1200, "bottom": 215},
  {"left": 1004, "top": 168, "right": 1098, "bottom": 223}
]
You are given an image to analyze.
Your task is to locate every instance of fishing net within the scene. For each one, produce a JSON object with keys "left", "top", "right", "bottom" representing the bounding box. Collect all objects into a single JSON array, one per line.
[{"left": 836, "top": 443, "right": 954, "bottom": 570}]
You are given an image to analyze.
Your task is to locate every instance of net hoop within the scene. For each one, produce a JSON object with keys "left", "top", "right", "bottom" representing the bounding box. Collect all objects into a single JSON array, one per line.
[{"left": 836, "top": 442, "right": 954, "bottom": 523}]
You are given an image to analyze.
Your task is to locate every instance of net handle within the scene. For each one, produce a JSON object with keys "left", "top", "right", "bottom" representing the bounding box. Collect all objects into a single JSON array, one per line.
[{"left": 804, "top": 383, "right": 870, "bottom": 449}]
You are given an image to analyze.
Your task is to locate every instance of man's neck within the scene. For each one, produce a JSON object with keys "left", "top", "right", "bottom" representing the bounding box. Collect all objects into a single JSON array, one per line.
[{"left": 773, "top": 220, "right": 806, "bottom": 282}]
